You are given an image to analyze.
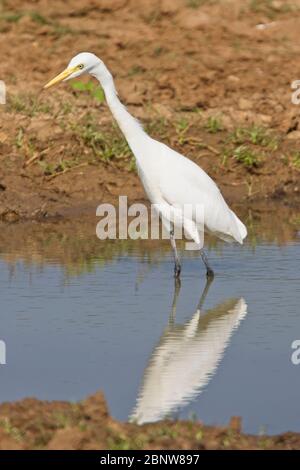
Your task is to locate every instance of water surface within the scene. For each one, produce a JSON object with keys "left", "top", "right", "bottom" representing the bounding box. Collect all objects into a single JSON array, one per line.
[{"left": 0, "top": 208, "right": 299, "bottom": 434}]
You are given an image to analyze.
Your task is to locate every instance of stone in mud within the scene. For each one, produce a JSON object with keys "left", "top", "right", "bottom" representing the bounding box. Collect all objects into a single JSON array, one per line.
[
  {"left": 47, "top": 427, "right": 86, "bottom": 450},
  {"left": 178, "top": 11, "right": 211, "bottom": 30},
  {"left": 238, "top": 98, "right": 253, "bottom": 111},
  {"left": 161, "top": 0, "right": 180, "bottom": 15},
  {"left": 287, "top": 130, "right": 300, "bottom": 140},
  {"left": 1, "top": 209, "right": 20, "bottom": 223}
]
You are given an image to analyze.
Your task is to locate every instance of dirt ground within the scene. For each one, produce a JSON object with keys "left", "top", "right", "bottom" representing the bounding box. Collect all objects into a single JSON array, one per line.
[
  {"left": 1, "top": 0, "right": 300, "bottom": 222},
  {"left": 0, "top": 390, "right": 298, "bottom": 450}
]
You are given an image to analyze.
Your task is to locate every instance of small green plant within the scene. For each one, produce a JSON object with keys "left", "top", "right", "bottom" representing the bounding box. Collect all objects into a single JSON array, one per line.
[
  {"left": 153, "top": 46, "right": 165, "bottom": 57},
  {"left": 60, "top": 102, "right": 73, "bottom": 116},
  {"left": 108, "top": 435, "right": 132, "bottom": 450},
  {"left": 206, "top": 116, "right": 223, "bottom": 134},
  {"left": 0, "top": 10, "right": 73, "bottom": 36},
  {"left": 248, "top": 126, "right": 278, "bottom": 149},
  {"left": 78, "top": 121, "right": 132, "bottom": 162},
  {"left": 0, "top": 12, "right": 23, "bottom": 22},
  {"left": 187, "top": 0, "right": 212, "bottom": 8},
  {"left": 291, "top": 152, "right": 300, "bottom": 169},
  {"left": 175, "top": 117, "right": 190, "bottom": 144},
  {"left": 146, "top": 117, "right": 168, "bottom": 140},
  {"left": 195, "top": 430, "right": 203, "bottom": 442},
  {"left": 230, "top": 125, "right": 278, "bottom": 150},
  {"left": 0, "top": 418, "right": 23, "bottom": 442},
  {"left": 8, "top": 95, "right": 27, "bottom": 113},
  {"left": 8, "top": 94, "right": 51, "bottom": 116},
  {"left": 71, "top": 81, "right": 105, "bottom": 103},
  {"left": 233, "top": 145, "right": 262, "bottom": 168},
  {"left": 52, "top": 412, "right": 71, "bottom": 429},
  {"left": 29, "top": 12, "right": 50, "bottom": 25},
  {"left": 128, "top": 65, "right": 144, "bottom": 77},
  {"left": 176, "top": 117, "right": 189, "bottom": 133},
  {"left": 38, "top": 157, "right": 81, "bottom": 177},
  {"left": 15, "top": 128, "right": 24, "bottom": 148},
  {"left": 128, "top": 158, "right": 137, "bottom": 173},
  {"left": 250, "top": 0, "right": 294, "bottom": 17}
]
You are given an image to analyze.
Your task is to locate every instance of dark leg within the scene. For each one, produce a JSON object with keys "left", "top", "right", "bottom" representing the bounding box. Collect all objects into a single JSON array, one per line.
[
  {"left": 170, "top": 227, "right": 181, "bottom": 278},
  {"left": 169, "top": 277, "right": 181, "bottom": 325},
  {"left": 196, "top": 275, "right": 214, "bottom": 312},
  {"left": 200, "top": 249, "right": 214, "bottom": 279}
]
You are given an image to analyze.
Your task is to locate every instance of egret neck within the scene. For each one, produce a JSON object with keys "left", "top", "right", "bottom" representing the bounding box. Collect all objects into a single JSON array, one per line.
[{"left": 91, "top": 63, "right": 148, "bottom": 151}]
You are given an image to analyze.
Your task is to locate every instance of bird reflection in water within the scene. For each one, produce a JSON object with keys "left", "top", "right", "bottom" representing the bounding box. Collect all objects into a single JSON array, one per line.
[{"left": 130, "top": 279, "right": 247, "bottom": 424}]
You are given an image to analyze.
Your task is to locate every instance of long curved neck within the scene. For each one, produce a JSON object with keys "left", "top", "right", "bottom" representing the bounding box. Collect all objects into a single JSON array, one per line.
[{"left": 91, "top": 62, "right": 147, "bottom": 146}]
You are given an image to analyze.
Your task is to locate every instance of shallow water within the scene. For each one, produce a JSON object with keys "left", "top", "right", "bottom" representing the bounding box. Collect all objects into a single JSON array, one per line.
[{"left": 0, "top": 209, "right": 299, "bottom": 435}]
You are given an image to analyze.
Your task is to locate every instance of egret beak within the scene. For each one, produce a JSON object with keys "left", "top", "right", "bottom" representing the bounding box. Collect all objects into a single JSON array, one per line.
[{"left": 44, "top": 66, "right": 78, "bottom": 89}]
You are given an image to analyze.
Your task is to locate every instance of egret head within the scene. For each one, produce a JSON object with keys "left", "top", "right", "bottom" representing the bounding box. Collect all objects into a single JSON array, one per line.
[{"left": 44, "top": 52, "right": 101, "bottom": 89}]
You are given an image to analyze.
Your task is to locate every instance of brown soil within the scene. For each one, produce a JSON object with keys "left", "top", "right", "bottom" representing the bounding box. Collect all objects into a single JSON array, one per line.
[
  {"left": 1, "top": 0, "right": 300, "bottom": 222},
  {"left": 0, "top": 390, "right": 298, "bottom": 450}
]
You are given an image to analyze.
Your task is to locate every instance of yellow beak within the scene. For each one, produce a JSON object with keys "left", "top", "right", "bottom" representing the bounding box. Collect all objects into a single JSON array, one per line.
[{"left": 44, "top": 66, "right": 78, "bottom": 89}]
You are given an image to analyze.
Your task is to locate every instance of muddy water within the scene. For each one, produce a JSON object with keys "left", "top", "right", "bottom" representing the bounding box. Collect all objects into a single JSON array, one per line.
[{"left": 0, "top": 207, "right": 299, "bottom": 435}]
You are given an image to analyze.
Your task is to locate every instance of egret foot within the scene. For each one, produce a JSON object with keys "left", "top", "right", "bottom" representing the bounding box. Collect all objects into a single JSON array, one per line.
[
  {"left": 206, "top": 267, "right": 214, "bottom": 279},
  {"left": 200, "top": 249, "right": 214, "bottom": 279}
]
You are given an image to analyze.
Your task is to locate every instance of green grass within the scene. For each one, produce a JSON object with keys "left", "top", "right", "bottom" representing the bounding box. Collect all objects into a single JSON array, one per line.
[
  {"left": 0, "top": 418, "right": 23, "bottom": 442},
  {"left": 29, "top": 12, "right": 50, "bottom": 25},
  {"left": 51, "top": 412, "right": 72, "bottom": 429},
  {"left": 8, "top": 94, "right": 52, "bottom": 117},
  {"left": 108, "top": 436, "right": 132, "bottom": 450},
  {"left": 175, "top": 117, "right": 190, "bottom": 144},
  {"left": 77, "top": 121, "right": 132, "bottom": 163},
  {"left": 127, "top": 65, "right": 145, "bottom": 77},
  {"left": 153, "top": 46, "right": 165, "bottom": 57},
  {"left": 291, "top": 152, "right": 300, "bottom": 169},
  {"left": 108, "top": 432, "right": 149, "bottom": 450},
  {"left": 128, "top": 158, "right": 137, "bottom": 173},
  {"left": 249, "top": 0, "right": 294, "bottom": 17},
  {"left": 187, "top": 0, "right": 214, "bottom": 8},
  {"left": 195, "top": 430, "right": 203, "bottom": 442},
  {"left": 206, "top": 116, "right": 223, "bottom": 134},
  {"left": 15, "top": 128, "right": 24, "bottom": 149},
  {"left": 145, "top": 117, "right": 168, "bottom": 140},
  {"left": 0, "top": 12, "right": 23, "bottom": 22},
  {"left": 0, "top": 10, "right": 73, "bottom": 36},
  {"left": 38, "top": 157, "right": 81, "bottom": 177},
  {"left": 220, "top": 124, "right": 281, "bottom": 170},
  {"left": 229, "top": 125, "right": 278, "bottom": 150},
  {"left": 233, "top": 145, "right": 262, "bottom": 168},
  {"left": 71, "top": 80, "right": 105, "bottom": 103}
]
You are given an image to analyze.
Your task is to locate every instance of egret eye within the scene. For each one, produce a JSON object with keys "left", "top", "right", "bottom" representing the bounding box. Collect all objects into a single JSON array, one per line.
[{"left": 78, "top": 64, "right": 84, "bottom": 70}]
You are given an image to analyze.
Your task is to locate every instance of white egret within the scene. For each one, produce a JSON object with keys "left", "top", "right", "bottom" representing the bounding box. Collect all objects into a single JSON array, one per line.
[{"left": 44, "top": 52, "right": 247, "bottom": 278}]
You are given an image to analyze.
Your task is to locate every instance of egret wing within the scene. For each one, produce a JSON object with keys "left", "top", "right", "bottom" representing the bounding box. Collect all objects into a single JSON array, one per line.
[{"left": 156, "top": 143, "right": 246, "bottom": 243}]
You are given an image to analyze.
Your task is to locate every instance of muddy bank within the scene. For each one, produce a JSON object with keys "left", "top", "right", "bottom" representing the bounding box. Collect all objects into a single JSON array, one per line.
[
  {"left": 1, "top": 1, "right": 300, "bottom": 221},
  {"left": 0, "top": 390, "right": 298, "bottom": 450}
]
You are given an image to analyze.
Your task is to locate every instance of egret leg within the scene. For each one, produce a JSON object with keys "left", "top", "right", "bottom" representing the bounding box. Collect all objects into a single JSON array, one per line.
[
  {"left": 196, "top": 275, "right": 214, "bottom": 312},
  {"left": 200, "top": 249, "right": 214, "bottom": 279},
  {"left": 170, "top": 228, "right": 181, "bottom": 278},
  {"left": 169, "top": 277, "right": 181, "bottom": 325}
]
